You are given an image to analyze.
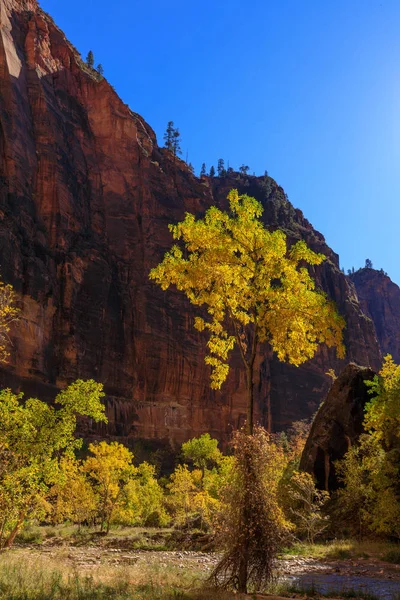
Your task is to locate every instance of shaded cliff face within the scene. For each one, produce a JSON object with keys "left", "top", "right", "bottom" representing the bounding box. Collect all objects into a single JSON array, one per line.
[
  {"left": 0, "top": 0, "right": 382, "bottom": 446},
  {"left": 300, "top": 364, "right": 375, "bottom": 491},
  {"left": 350, "top": 268, "right": 400, "bottom": 364}
]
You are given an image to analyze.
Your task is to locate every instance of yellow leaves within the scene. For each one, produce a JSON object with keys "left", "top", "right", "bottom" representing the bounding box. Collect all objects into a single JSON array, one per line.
[
  {"left": 194, "top": 317, "right": 206, "bottom": 331},
  {"left": 0, "top": 280, "right": 19, "bottom": 363},
  {"left": 182, "top": 433, "right": 221, "bottom": 472},
  {"left": 364, "top": 354, "right": 400, "bottom": 447},
  {"left": 149, "top": 189, "right": 345, "bottom": 391},
  {"left": 83, "top": 441, "right": 136, "bottom": 532},
  {"left": 205, "top": 357, "right": 230, "bottom": 389},
  {"left": 289, "top": 240, "right": 325, "bottom": 266},
  {"left": 84, "top": 441, "right": 135, "bottom": 485},
  {"left": 207, "top": 333, "right": 235, "bottom": 360}
]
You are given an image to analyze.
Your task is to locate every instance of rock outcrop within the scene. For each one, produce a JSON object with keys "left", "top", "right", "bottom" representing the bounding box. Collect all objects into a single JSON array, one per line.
[
  {"left": 300, "top": 364, "right": 376, "bottom": 490},
  {"left": 0, "top": 0, "right": 383, "bottom": 448},
  {"left": 350, "top": 268, "right": 400, "bottom": 364}
]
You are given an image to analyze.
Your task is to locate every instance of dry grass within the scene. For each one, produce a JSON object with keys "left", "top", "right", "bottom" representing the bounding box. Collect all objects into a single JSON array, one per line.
[
  {"left": 281, "top": 539, "right": 400, "bottom": 561},
  {"left": 0, "top": 549, "right": 237, "bottom": 600}
]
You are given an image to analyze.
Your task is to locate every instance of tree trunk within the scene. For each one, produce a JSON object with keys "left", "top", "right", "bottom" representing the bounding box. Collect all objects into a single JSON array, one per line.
[
  {"left": 238, "top": 544, "right": 248, "bottom": 593},
  {"left": 246, "top": 364, "right": 254, "bottom": 436},
  {"left": 237, "top": 446, "right": 251, "bottom": 593},
  {"left": 4, "top": 512, "right": 25, "bottom": 548}
]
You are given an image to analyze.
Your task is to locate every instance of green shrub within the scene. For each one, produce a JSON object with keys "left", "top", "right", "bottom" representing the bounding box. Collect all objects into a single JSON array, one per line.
[
  {"left": 15, "top": 527, "right": 43, "bottom": 545},
  {"left": 326, "top": 547, "right": 353, "bottom": 560},
  {"left": 383, "top": 549, "right": 400, "bottom": 564}
]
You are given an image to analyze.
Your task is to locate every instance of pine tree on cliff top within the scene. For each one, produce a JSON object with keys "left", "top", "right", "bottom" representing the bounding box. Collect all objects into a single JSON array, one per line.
[{"left": 86, "top": 50, "right": 94, "bottom": 68}]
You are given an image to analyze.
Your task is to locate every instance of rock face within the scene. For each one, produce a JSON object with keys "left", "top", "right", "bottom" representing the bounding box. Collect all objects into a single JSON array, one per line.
[
  {"left": 350, "top": 268, "right": 400, "bottom": 364},
  {"left": 300, "top": 364, "right": 376, "bottom": 490},
  {"left": 0, "top": 0, "right": 383, "bottom": 447}
]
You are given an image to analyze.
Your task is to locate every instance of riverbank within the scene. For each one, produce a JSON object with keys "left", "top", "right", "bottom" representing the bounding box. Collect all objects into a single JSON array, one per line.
[{"left": 1, "top": 529, "right": 399, "bottom": 599}]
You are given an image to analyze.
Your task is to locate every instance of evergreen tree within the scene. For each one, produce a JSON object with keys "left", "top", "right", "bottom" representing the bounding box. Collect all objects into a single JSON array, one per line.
[
  {"left": 239, "top": 164, "right": 250, "bottom": 175},
  {"left": 200, "top": 163, "right": 207, "bottom": 176},
  {"left": 188, "top": 162, "right": 194, "bottom": 174},
  {"left": 209, "top": 165, "right": 216, "bottom": 177},
  {"left": 217, "top": 159, "right": 226, "bottom": 177},
  {"left": 365, "top": 258, "right": 373, "bottom": 269},
  {"left": 172, "top": 128, "right": 182, "bottom": 157},
  {"left": 163, "top": 121, "right": 175, "bottom": 151},
  {"left": 86, "top": 51, "right": 94, "bottom": 68},
  {"left": 163, "top": 122, "right": 182, "bottom": 157},
  {"left": 97, "top": 64, "right": 104, "bottom": 76}
]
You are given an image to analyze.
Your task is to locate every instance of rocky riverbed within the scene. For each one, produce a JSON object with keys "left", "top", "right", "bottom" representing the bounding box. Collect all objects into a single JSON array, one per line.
[
  {"left": 9, "top": 540, "right": 400, "bottom": 599},
  {"left": 279, "top": 555, "right": 400, "bottom": 599}
]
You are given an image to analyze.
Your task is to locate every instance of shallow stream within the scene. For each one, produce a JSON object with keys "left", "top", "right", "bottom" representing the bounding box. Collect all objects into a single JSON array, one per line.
[{"left": 283, "top": 567, "right": 400, "bottom": 599}]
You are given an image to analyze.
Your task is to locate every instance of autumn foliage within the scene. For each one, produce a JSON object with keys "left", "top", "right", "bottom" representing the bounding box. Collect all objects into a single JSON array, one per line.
[
  {"left": 150, "top": 189, "right": 344, "bottom": 433},
  {"left": 0, "top": 280, "right": 18, "bottom": 362},
  {"left": 335, "top": 355, "right": 400, "bottom": 539}
]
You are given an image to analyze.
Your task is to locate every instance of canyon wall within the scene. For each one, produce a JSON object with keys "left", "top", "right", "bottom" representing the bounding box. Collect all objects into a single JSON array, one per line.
[
  {"left": 0, "top": 0, "right": 383, "bottom": 448},
  {"left": 350, "top": 268, "right": 400, "bottom": 364}
]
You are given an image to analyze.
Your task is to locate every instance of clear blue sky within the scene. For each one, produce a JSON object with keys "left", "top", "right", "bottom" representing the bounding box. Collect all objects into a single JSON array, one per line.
[{"left": 40, "top": 0, "right": 400, "bottom": 285}]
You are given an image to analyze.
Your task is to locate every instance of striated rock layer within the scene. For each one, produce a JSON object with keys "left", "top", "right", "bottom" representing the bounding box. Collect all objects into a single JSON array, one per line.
[
  {"left": 350, "top": 268, "right": 400, "bottom": 364},
  {"left": 0, "top": 0, "right": 383, "bottom": 447}
]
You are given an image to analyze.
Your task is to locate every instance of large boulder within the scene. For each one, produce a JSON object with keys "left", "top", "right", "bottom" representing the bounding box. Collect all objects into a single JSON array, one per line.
[{"left": 300, "top": 363, "right": 376, "bottom": 490}]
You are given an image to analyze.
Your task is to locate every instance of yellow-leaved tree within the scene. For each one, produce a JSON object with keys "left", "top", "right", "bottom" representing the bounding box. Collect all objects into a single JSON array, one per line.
[
  {"left": 83, "top": 441, "right": 136, "bottom": 534},
  {"left": 150, "top": 190, "right": 345, "bottom": 593},
  {"left": 150, "top": 189, "right": 345, "bottom": 435},
  {"left": 0, "top": 380, "right": 106, "bottom": 548},
  {"left": 335, "top": 355, "right": 400, "bottom": 539}
]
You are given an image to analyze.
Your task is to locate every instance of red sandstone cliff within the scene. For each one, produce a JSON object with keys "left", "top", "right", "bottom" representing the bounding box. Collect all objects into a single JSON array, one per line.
[
  {"left": 350, "top": 268, "right": 400, "bottom": 364},
  {"left": 0, "top": 0, "right": 383, "bottom": 448}
]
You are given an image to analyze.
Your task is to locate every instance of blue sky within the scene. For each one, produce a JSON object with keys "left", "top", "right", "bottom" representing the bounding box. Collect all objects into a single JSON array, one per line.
[{"left": 40, "top": 0, "right": 400, "bottom": 284}]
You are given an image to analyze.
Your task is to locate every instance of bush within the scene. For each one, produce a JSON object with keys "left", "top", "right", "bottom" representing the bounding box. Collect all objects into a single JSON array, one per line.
[
  {"left": 383, "top": 549, "right": 400, "bottom": 564},
  {"left": 15, "top": 527, "right": 43, "bottom": 545},
  {"left": 209, "top": 428, "right": 289, "bottom": 593}
]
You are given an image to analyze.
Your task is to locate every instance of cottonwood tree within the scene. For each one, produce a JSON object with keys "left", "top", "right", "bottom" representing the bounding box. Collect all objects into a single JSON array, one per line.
[
  {"left": 182, "top": 433, "right": 222, "bottom": 481},
  {"left": 150, "top": 189, "right": 345, "bottom": 436},
  {"left": 0, "top": 380, "right": 106, "bottom": 547},
  {"left": 83, "top": 441, "right": 136, "bottom": 534},
  {"left": 50, "top": 457, "right": 98, "bottom": 528},
  {"left": 335, "top": 355, "right": 400, "bottom": 539},
  {"left": 149, "top": 189, "right": 344, "bottom": 592},
  {"left": 115, "top": 462, "right": 168, "bottom": 527},
  {"left": 287, "top": 471, "right": 329, "bottom": 543}
]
